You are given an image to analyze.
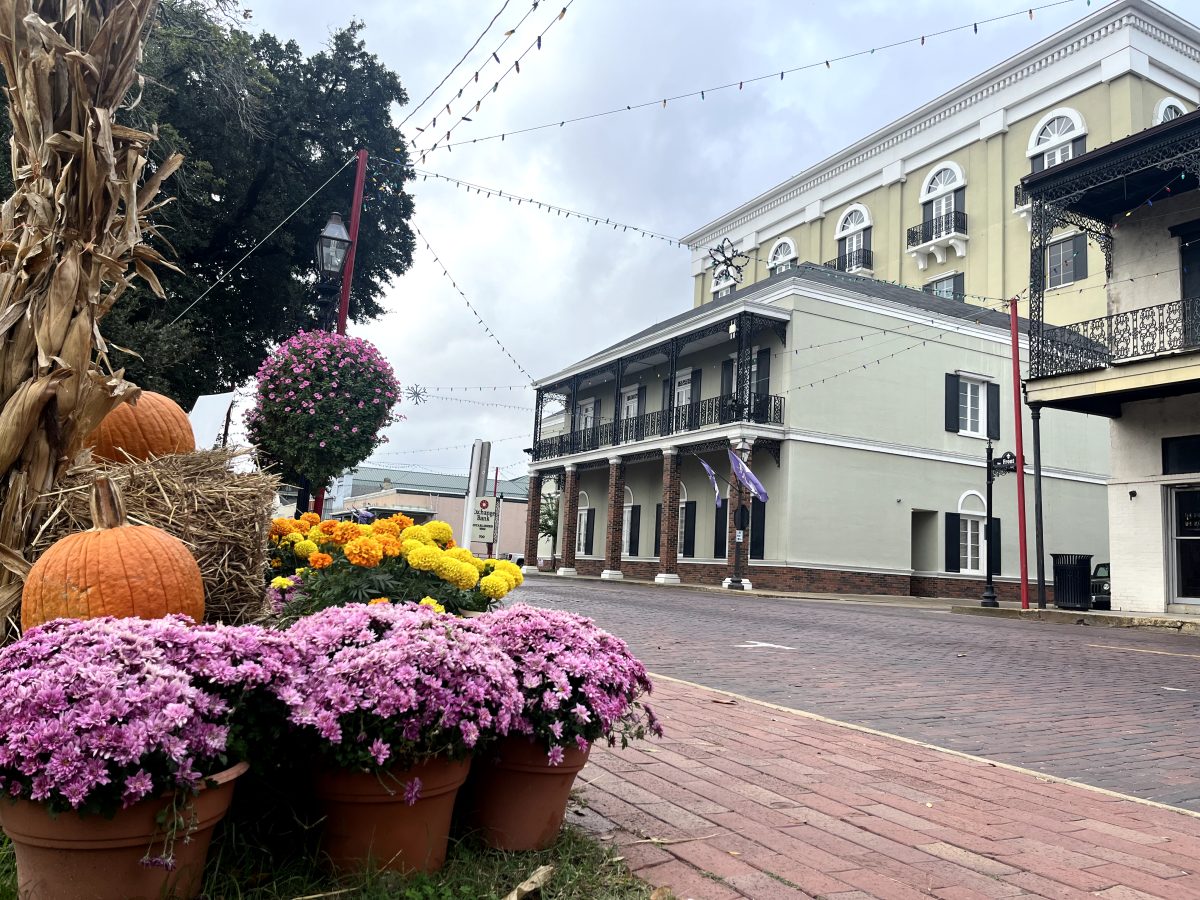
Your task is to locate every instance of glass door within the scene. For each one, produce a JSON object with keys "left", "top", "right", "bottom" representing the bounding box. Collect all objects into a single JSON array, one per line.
[
  {"left": 931, "top": 192, "right": 955, "bottom": 238},
  {"left": 1172, "top": 488, "right": 1200, "bottom": 604}
]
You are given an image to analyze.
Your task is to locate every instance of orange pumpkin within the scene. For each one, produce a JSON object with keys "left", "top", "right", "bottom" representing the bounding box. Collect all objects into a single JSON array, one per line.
[
  {"left": 21, "top": 476, "right": 205, "bottom": 630},
  {"left": 86, "top": 391, "right": 196, "bottom": 462}
]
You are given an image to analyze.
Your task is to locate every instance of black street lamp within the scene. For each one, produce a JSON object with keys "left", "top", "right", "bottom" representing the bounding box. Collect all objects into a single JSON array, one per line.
[
  {"left": 981, "top": 440, "right": 1018, "bottom": 608},
  {"left": 315, "top": 212, "right": 352, "bottom": 331}
]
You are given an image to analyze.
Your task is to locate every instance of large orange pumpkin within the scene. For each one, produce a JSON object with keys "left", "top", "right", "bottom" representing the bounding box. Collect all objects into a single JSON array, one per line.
[
  {"left": 86, "top": 391, "right": 196, "bottom": 462},
  {"left": 21, "top": 476, "right": 205, "bottom": 630}
]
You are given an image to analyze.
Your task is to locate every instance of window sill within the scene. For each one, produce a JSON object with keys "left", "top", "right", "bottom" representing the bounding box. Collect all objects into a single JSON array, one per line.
[{"left": 957, "top": 431, "right": 988, "bottom": 441}]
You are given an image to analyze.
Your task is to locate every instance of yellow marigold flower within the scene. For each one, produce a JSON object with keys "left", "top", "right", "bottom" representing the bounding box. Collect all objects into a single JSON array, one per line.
[
  {"left": 333, "top": 520, "right": 364, "bottom": 546},
  {"left": 400, "top": 538, "right": 424, "bottom": 558},
  {"left": 419, "top": 597, "right": 446, "bottom": 614},
  {"left": 469, "top": 555, "right": 487, "bottom": 573},
  {"left": 368, "top": 596, "right": 391, "bottom": 605},
  {"left": 344, "top": 536, "right": 384, "bottom": 568},
  {"left": 426, "top": 520, "right": 454, "bottom": 546},
  {"left": 370, "top": 518, "right": 402, "bottom": 538},
  {"left": 270, "top": 576, "right": 293, "bottom": 589},
  {"left": 295, "top": 568, "right": 309, "bottom": 577},
  {"left": 478, "top": 573, "right": 510, "bottom": 600},
  {"left": 293, "top": 539, "right": 319, "bottom": 561},
  {"left": 270, "top": 517, "right": 300, "bottom": 538},
  {"left": 299, "top": 512, "right": 321, "bottom": 528},
  {"left": 434, "top": 554, "right": 460, "bottom": 581},
  {"left": 450, "top": 561, "right": 480, "bottom": 590},
  {"left": 305, "top": 526, "right": 326, "bottom": 544},
  {"left": 445, "top": 547, "right": 472, "bottom": 563},
  {"left": 282, "top": 532, "right": 303, "bottom": 544},
  {"left": 377, "top": 534, "right": 402, "bottom": 557},
  {"left": 494, "top": 559, "right": 524, "bottom": 586},
  {"left": 400, "top": 524, "right": 433, "bottom": 545},
  {"left": 407, "top": 544, "right": 442, "bottom": 572},
  {"left": 270, "top": 559, "right": 282, "bottom": 569},
  {"left": 308, "top": 552, "right": 333, "bottom": 570}
]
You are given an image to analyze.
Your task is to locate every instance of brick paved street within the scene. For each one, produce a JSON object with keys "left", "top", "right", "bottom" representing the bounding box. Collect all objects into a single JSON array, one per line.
[
  {"left": 581, "top": 678, "right": 1200, "bottom": 900},
  {"left": 523, "top": 578, "right": 1200, "bottom": 810}
]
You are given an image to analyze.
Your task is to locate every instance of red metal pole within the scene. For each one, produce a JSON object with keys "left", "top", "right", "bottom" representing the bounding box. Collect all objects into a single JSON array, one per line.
[
  {"left": 1010, "top": 297, "right": 1030, "bottom": 610},
  {"left": 336, "top": 148, "right": 369, "bottom": 336}
]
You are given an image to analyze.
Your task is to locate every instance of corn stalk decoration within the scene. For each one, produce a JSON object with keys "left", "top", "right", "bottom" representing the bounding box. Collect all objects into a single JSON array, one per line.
[{"left": 0, "top": 0, "right": 179, "bottom": 620}]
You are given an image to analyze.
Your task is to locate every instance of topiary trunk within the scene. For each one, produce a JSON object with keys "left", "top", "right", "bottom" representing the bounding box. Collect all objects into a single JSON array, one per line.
[{"left": 0, "top": 0, "right": 180, "bottom": 622}]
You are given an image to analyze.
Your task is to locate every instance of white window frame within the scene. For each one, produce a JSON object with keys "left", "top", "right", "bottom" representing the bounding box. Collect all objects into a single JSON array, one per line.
[
  {"left": 927, "top": 274, "right": 959, "bottom": 300},
  {"left": 1027, "top": 108, "right": 1086, "bottom": 169},
  {"left": 920, "top": 163, "right": 964, "bottom": 240},
  {"left": 576, "top": 490, "right": 591, "bottom": 555},
  {"left": 716, "top": 285, "right": 734, "bottom": 298},
  {"left": 621, "top": 387, "right": 639, "bottom": 420},
  {"left": 957, "top": 491, "right": 987, "bottom": 576},
  {"left": 674, "top": 370, "right": 694, "bottom": 408},
  {"left": 621, "top": 486, "right": 634, "bottom": 556},
  {"left": 1154, "top": 97, "right": 1188, "bottom": 126},
  {"left": 1047, "top": 235, "right": 1078, "bottom": 289},
  {"left": 575, "top": 398, "right": 596, "bottom": 431},
  {"left": 957, "top": 376, "right": 986, "bottom": 439},
  {"left": 767, "top": 238, "right": 796, "bottom": 275},
  {"left": 677, "top": 482, "right": 688, "bottom": 558}
]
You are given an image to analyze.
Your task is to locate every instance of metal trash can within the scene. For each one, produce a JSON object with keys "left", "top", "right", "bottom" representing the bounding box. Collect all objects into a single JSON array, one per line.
[{"left": 1052, "top": 553, "right": 1093, "bottom": 610}]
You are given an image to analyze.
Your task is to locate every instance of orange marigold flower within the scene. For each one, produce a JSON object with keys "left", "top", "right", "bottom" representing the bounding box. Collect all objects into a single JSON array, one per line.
[
  {"left": 318, "top": 520, "right": 339, "bottom": 535},
  {"left": 308, "top": 552, "right": 334, "bottom": 570},
  {"left": 270, "top": 517, "right": 300, "bottom": 538},
  {"left": 299, "top": 512, "right": 321, "bottom": 528},
  {"left": 270, "top": 559, "right": 282, "bottom": 569},
  {"left": 389, "top": 513, "right": 415, "bottom": 530},
  {"left": 344, "top": 536, "right": 384, "bottom": 568},
  {"left": 368, "top": 596, "right": 391, "bottom": 605},
  {"left": 377, "top": 534, "right": 402, "bottom": 557},
  {"left": 371, "top": 518, "right": 402, "bottom": 538},
  {"left": 332, "top": 520, "right": 363, "bottom": 546}
]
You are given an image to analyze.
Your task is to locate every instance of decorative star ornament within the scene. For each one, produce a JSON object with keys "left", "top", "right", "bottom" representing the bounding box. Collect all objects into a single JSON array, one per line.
[
  {"left": 404, "top": 385, "right": 429, "bottom": 405},
  {"left": 708, "top": 237, "right": 750, "bottom": 285}
]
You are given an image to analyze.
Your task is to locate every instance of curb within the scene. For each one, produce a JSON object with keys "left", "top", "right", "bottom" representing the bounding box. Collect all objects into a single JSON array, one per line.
[{"left": 951, "top": 604, "right": 1200, "bottom": 634}]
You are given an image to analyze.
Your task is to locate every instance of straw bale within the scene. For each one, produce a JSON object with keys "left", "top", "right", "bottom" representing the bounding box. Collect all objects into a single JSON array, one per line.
[{"left": 27, "top": 449, "right": 279, "bottom": 626}]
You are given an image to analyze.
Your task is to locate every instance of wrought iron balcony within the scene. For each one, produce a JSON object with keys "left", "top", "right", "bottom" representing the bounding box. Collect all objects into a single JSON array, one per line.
[
  {"left": 906, "top": 210, "right": 969, "bottom": 249},
  {"left": 531, "top": 391, "right": 785, "bottom": 461},
  {"left": 823, "top": 248, "right": 874, "bottom": 273},
  {"left": 1032, "top": 296, "right": 1200, "bottom": 379},
  {"left": 1014, "top": 183, "right": 1030, "bottom": 209}
]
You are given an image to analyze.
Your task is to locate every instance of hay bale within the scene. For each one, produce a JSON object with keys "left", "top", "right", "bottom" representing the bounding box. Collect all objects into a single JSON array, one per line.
[{"left": 29, "top": 449, "right": 280, "bottom": 626}]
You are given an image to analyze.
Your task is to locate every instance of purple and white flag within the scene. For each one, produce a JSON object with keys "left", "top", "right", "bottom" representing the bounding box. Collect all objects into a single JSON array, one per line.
[
  {"left": 727, "top": 448, "right": 769, "bottom": 503},
  {"left": 698, "top": 458, "right": 723, "bottom": 507}
]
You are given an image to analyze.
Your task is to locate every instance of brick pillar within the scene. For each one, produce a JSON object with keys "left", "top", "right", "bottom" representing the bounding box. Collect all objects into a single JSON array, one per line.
[
  {"left": 522, "top": 471, "right": 542, "bottom": 574},
  {"left": 725, "top": 440, "right": 753, "bottom": 590},
  {"left": 558, "top": 465, "right": 579, "bottom": 575},
  {"left": 655, "top": 448, "right": 681, "bottom": 584},
  {"left": 601, "top": 457, "right": 625, "bottom": 580}
]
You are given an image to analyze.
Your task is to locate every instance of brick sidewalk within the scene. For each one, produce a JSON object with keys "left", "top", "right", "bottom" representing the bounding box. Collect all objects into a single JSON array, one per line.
[{"left": 577, "top": 676, "right": 1200, "bottom": 900}]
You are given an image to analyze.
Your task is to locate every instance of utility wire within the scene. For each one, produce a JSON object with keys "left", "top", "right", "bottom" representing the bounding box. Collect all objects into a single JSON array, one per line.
[{"left": 417, "top": 0, "right": 1081, "bottom": 156}]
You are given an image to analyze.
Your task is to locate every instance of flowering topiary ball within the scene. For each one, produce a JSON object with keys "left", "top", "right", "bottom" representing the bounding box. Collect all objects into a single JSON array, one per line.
[{"left": 246, "top": 331, "right": 401, "bottom": 488}]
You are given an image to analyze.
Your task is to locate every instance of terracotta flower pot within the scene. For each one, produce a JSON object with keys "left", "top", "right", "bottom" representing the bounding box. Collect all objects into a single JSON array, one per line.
[
  {"left": 315, "top": 755, "right": 470, "bottom": 874},
  {"left": 464, "top": 736, "right": 590, "bottom": 851},
  {"left": 0, "top": 761, "right": 248, "bottom": 900}
]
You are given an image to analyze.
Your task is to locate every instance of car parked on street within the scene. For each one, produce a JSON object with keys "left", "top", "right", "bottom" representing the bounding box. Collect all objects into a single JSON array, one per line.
[{"left": 1091, "top": 562, "right": 1111, "bottom": 610}]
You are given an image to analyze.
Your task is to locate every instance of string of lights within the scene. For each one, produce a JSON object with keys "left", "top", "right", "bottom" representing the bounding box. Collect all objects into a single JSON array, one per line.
[
  {"left": 369, "top": 433, "right": 530, "bottom": 457},
  {"left": 423, "top": 393, "right": 535, "bottom": 411},
  {"left": 399, "top": 0, "right": 527, "bottom": 129},
  {"left": 415, "top": 0, "right": 1083, "bottom": 158},
  {"left": 413, "top": 384, "right": 530, "bottom": 392},
  {"left": 411, "top": 224, "right": 533, "bottom": 380},
  {"left": 411, "top": 2, "right": 576, "bottom": 156}
]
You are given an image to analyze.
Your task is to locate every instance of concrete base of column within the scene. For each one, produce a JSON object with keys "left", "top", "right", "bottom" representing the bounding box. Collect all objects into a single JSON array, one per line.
[
  {"left": 556, "top": 567, "right": 578, "bottom": 577},
  {"left": 600, "top": 569, "right": 624, "bottom": 580},
  {"left": 654, "top": 573, "right": 682, "bottom": 585},
  {"left": 521, "top": 565, "right": 540, "bottom": 576},
  {"left": 722, "top": 577, "right": 753, "bottom": 590}
]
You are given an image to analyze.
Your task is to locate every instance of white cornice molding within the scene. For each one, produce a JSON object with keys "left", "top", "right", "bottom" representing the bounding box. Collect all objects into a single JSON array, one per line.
[{"left": 681, "top": 1, "right": 1200, "bottom": 251}]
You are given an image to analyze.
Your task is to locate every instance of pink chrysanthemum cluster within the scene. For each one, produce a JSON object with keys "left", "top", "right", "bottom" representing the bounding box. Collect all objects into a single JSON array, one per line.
[
  {"left": 480, "top": 604, "right": 663, "bottom": 765},
  {"left": 0, "top": 616, "right": 297, "bottom": 816}
]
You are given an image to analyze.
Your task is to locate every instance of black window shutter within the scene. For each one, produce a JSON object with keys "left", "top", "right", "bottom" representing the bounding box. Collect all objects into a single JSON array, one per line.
[
  {"left": 681, "top": 501, "right": 697, "bottom": 558},
  {"left": 750, "top": 498, "right": 766, "bottom": 560},
  {"left": 714, "top": 500, "right": 727, "bottom": 558},
  {"left": 952, "top": 272, "right": 965, "bottom": 301},
  {"left": 1071, "top": 136, "right": 1086, "bottom": 157},
  {"left": 661, "top": 378, "right": 671, "bottom": 411},
  {"left": 654, "top": 504, "right": 662, "bottom": 557},
  {"left": 584, "top": 508, "right": 595, "bottom": 556},
  {"left": 987, "top": 382, "right": 1001, "bottom": 440},
  {"left": 721, "top": 359, "right": 734, "bottom": 396},
  {"left": 628, "top": 505, "right": 640, "bottom": 557},
  {"left": 1073, "top": 233, "right": 1088, "bottom": 280},
  {"left": 755, "top": 349, "right": 771, "bottom": 395},
  {"left": 923, "top": 200, "right": 933, "bottom": 224},
  {"left": 945, "top": 513, "right": 961, "bottom": 572},
  {"left": 989, "top": 517, "right": 1002, "bottom": 576},
  {"left": 945, "top": 374, "right": 961, "bottom": 432},
  {"left": 953, "top": 187, "right": 965, "bottom": 215},
  {"left": 863, "top": 227, "right": 872, "bottom": 252},
  {"left": 1031, "top": 155, "right": 1045, "bottom": 174},
  {"left": 636, "top": 385, "right": 646, "bottom": 416},
  {"left": 690, "top": 369, "right": 701, "bottom": 404},
  {"left": 837, "top": 236, "right": 846, "bottom": 258}
]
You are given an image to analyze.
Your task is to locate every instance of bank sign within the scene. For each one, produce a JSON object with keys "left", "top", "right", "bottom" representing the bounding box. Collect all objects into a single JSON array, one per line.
[{"left": 470, "top": 497, "right": 499, "bottom": 544}]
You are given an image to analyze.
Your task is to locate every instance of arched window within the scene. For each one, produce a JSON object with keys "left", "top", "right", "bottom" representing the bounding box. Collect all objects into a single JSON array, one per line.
[
  {"left": 956, "top": 491, "right": 986, "bottom": 575},
  {"left": 575, "top": 491, "right": 592, "bottom": 555},
  {"left": 767, "top": 238, "right": 796, "bottom": 275},
  {"left": 919, "top": 163, "right": 965, "bottom": 240},
  {"left": 710, "top": 262, "right": 735, "bottom": 296},
  {"left": 1155, "top": 96, "right": 1188, "bottom": 125},
  {"left": 1028, "top": 108, "right": 1086, "bottom": 171},
  {"left": 834, "top": 204, "right": 872, "bottom": 272},
  {"left": 924, "top": 168, "right": 959, "bottom": 197}
]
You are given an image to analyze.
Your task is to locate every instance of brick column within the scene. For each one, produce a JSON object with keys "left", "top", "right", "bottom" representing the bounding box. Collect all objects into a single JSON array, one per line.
[
  {"left": 655, "top": 448, "right": 681, "bottom": 585},
  {"left": 725, "top": 440, "right": 753, "bottom": 590},
  {"left": 522, "top": 471, "right": 543, "bottom": 575},
  {"left": 558, "top": 465, "right": 579, "bottom": 576},
  {"left": 601, "top": 457, "right": 625, "bottom": 580}
]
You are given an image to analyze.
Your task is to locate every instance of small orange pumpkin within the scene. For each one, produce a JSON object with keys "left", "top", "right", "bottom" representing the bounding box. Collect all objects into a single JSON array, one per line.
[
  {"left": 86, "top": 391, "right": 196, "bottom": 462},
  {"left": 21, "top": 476, "right": 205, "bottom": 630}
]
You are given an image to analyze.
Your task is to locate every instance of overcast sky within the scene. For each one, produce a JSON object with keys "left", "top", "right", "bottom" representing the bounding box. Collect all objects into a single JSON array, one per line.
[{"left": 244, "top": 0, "right": 1191, "bottom": 481}]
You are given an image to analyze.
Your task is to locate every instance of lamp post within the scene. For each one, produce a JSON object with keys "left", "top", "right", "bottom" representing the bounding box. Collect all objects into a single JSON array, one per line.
[
  {"left": 315, "top": 212, "right": 352, "bottom": 330},
  {"left": 982, "top": 440, "right": 1018, "bottom": 608}
]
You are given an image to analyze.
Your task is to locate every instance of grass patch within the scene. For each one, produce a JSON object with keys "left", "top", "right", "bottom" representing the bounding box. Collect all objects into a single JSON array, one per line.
[{"left": 0, "top": 823, "right": 647, "bottom": 899}]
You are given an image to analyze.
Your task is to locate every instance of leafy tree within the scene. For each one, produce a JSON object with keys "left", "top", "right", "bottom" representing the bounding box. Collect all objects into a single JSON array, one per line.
[
  {"left": 538, "top": 491, "right": 560, "bottom": 570},
  {"left": 4, "top": 1, "right": 416, "bottom": 407}
]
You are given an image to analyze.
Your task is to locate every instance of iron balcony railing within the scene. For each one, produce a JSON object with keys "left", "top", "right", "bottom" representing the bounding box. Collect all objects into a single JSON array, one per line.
[
  {"left": 823, "top": 248, "right": 874, "bottom": 272},
  {"left": 906, "top": 210, "right": 969, "bottom": 249},
  {"left": 1032, "top": 295, "right": 1200, "bottom": 379},
  {"left": 531, "top": 391, "right": 785, "bottom": 461},
  {"left": 1014, "top": 183, "right": 1030, "bottom": 208}
]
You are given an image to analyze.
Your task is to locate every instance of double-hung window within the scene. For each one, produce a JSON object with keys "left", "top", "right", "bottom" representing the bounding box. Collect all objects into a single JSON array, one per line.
[
  {"left": 959, "top": 517, "right": 983, "bottom": 574},
  {"left": 958, "top": 378, "right": 983, "bottom": 438},
  {"left": 1046, "top": 234, "right": 1087, "bottom": 289}
]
